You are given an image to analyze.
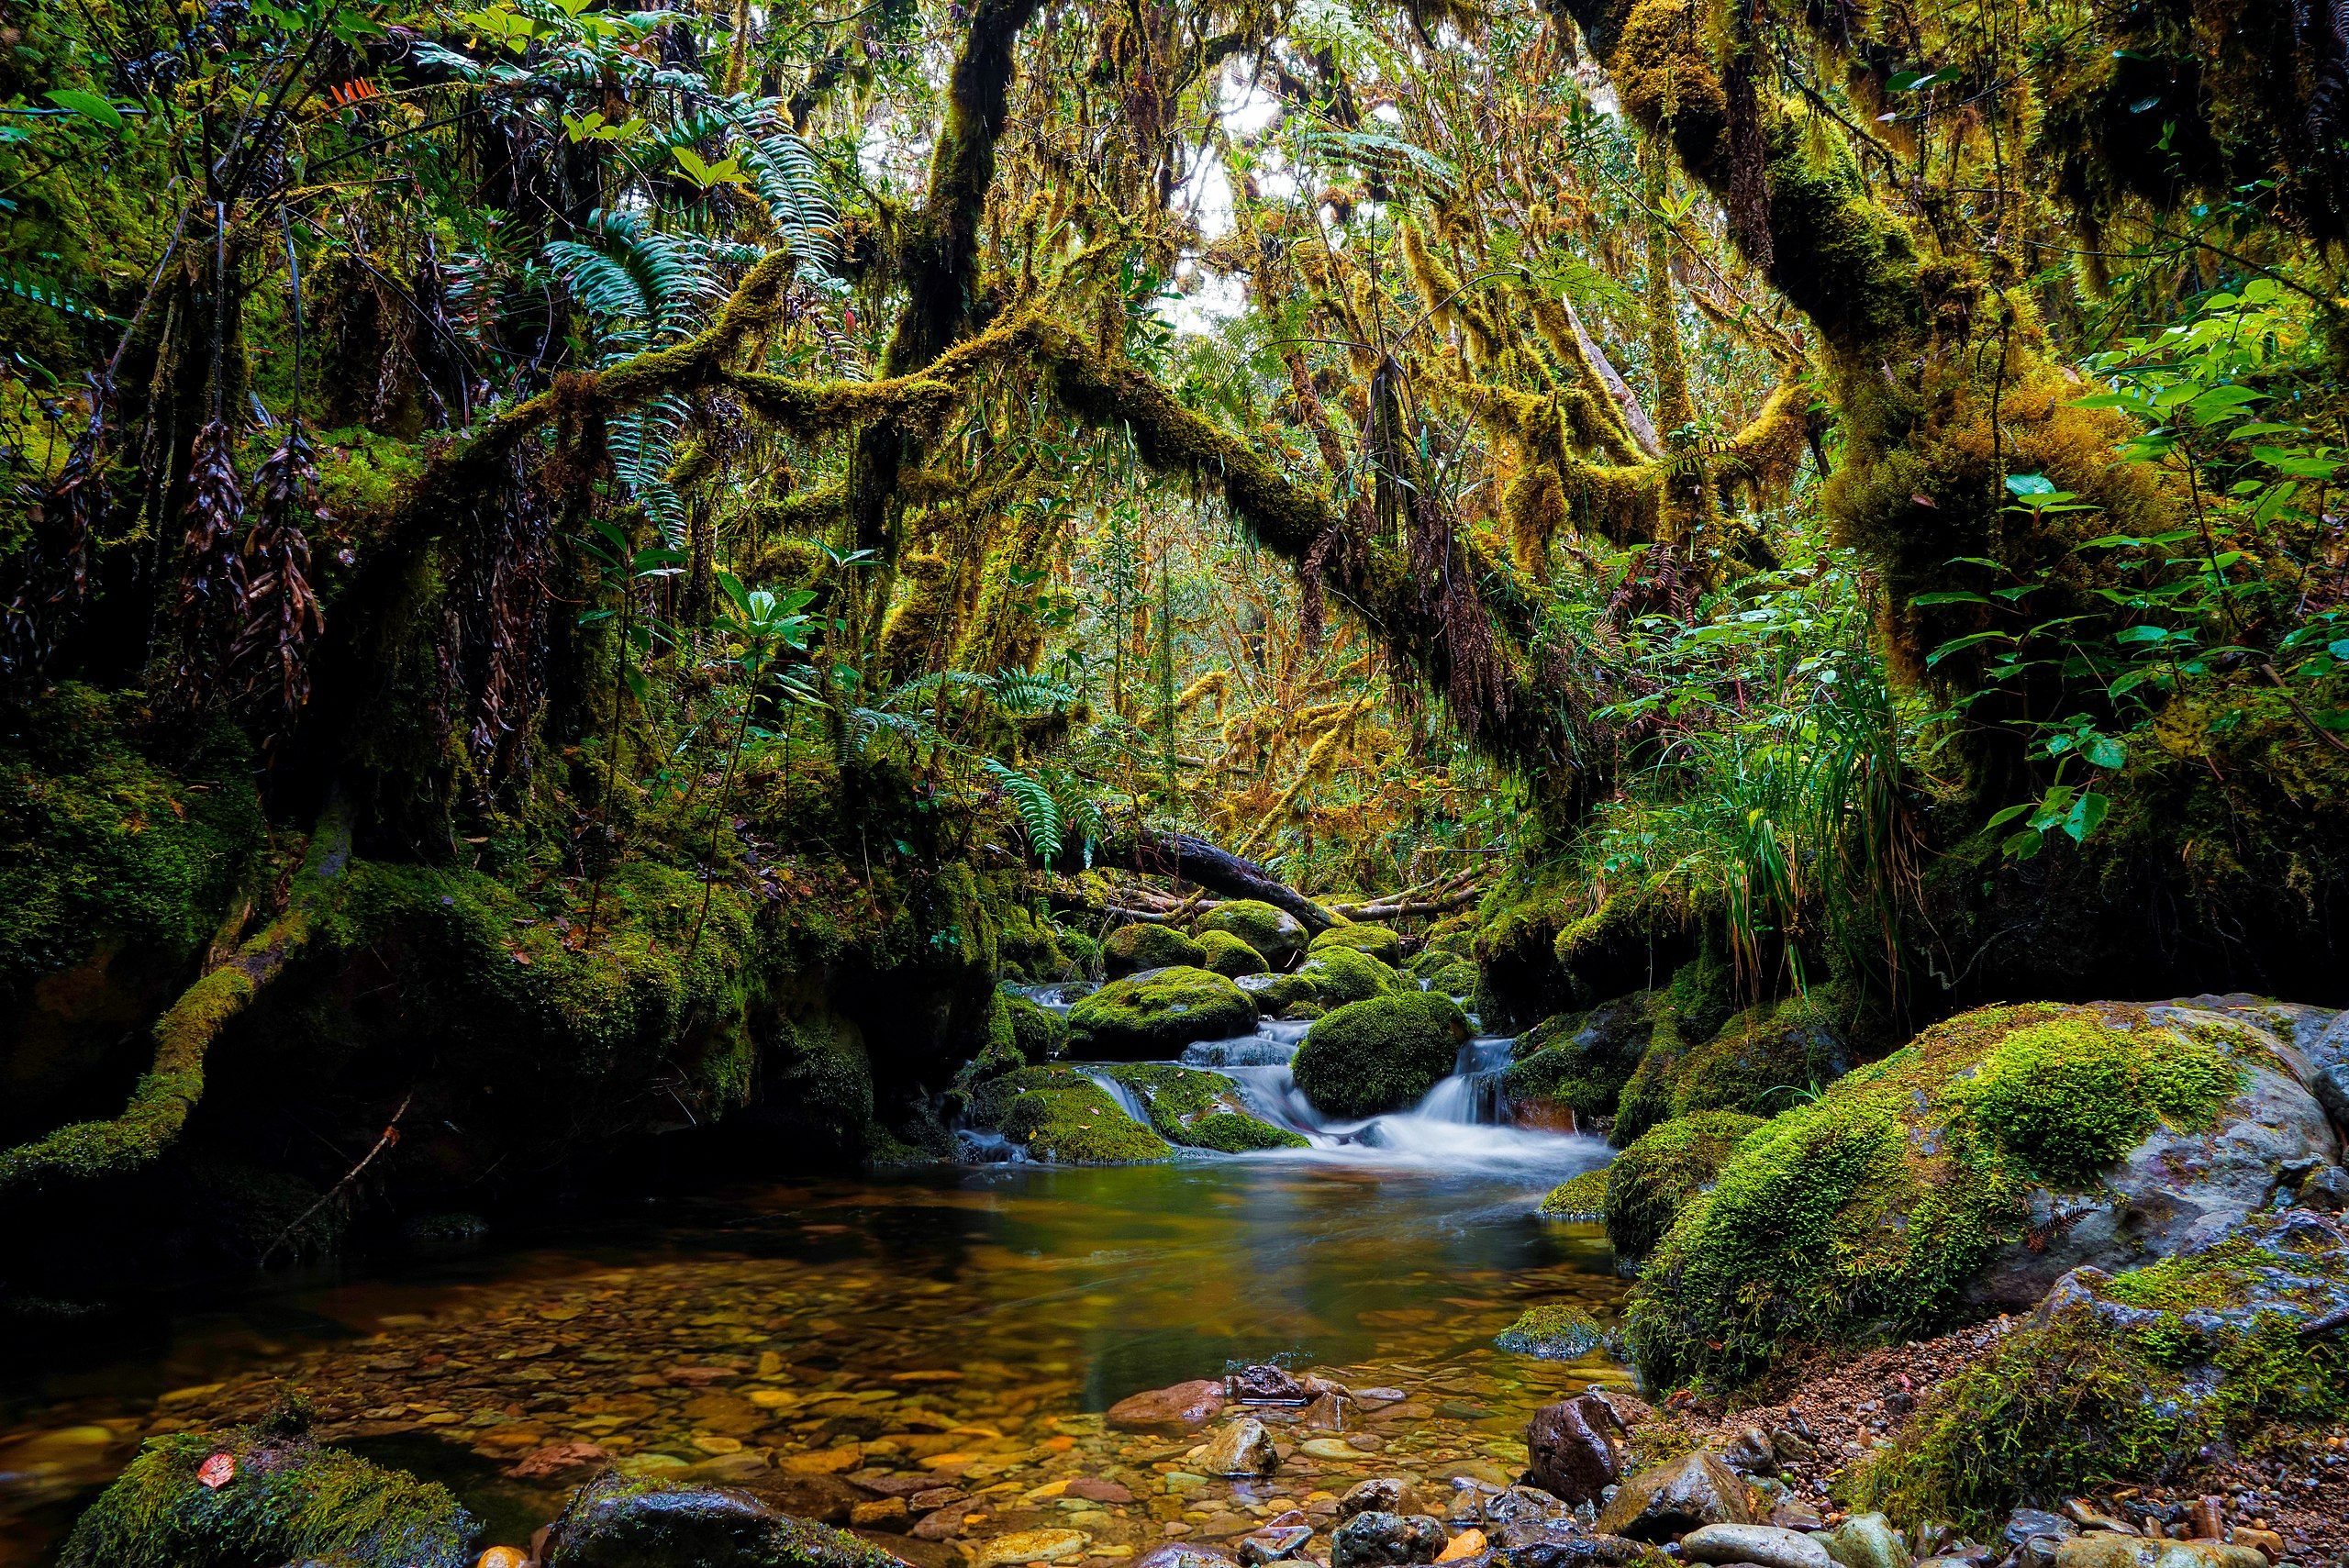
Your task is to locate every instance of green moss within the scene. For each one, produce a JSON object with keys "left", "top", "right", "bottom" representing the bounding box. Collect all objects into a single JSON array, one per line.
[
  {"left": 1845, "top": 1212, "right": 2349, "bottom": 1529},
  {"left": 1540, "top": 1166, "right": 1611, "bottom": 1218},
  {"left": 1199, "top": 900, "right": 1308, "bottom": 965},
  {"left": 1496, "top": 1304, "right": 1609, "bottom": 1360},
  {"left": 1622, "top": 1003, "right": 2262, "bottom": 1388},
  {"left": 1506, "top": 994, "right": 1666, "bottom": 1127},
  {"left": 1614, "top": 991, "right": 1853, "bottom": 1145},
  {"left": 1291, "top": 990, "right": 1470, "bottom": 1118},
  {"left": 1604, "top": 1111, "right": 1765, "bottom": 1261},
  {"left": 1000, "top": 988, "right": 1069, "bottom": 1062},
  {"left": 1291, "top": 945, "right": 1403, "bottom": 1006},
  {"left": 0, "top": 684, "right": 263, "bottom": 994},
  {"left": 1307, "top": 922, "right": 1404, "bottom": 966},
  {"left": 1063, "top": 966, "right": 1257, "bottom": 1059},
  {"left": 1197, "top": 929, "right": 1269, "bottom": 979},
  {"left": 60, "top": 1426, "right": 475, "bottom": 1568},
  {"left": 1101, "top": 1062, "right": 1308, "bottom": 1151},
  {"left": 1102, "top": 922, "right": 1208, "bottom": 977},
  {"left": 977, "top": 1065, "right": 1174, "bottom": 1162}
]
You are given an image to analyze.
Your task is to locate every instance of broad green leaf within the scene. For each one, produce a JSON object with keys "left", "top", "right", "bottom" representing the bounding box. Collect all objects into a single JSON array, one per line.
[{"left": 43, "top": 89, "right": 124, "bottom": 129}]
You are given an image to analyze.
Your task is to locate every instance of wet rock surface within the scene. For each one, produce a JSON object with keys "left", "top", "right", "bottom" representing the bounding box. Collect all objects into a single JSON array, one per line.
[{"left": 1592, "top": 1451, "right": 1753, "bottom": 1541}]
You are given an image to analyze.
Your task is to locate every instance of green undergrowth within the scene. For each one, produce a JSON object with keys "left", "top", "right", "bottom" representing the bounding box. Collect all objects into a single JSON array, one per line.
[
  {"left": 61, "top": 1422, "right": 476, "bottom": 1568},
  {"left": 1290, "top": 989, "right": 1469, "bottom": 1118},
  {"left": 1845, "top": 1211, "right": 2349, "bottom": 1529},
  {"left": 1625, "top": 1002, "right": 2258, "bottom": 1388}
]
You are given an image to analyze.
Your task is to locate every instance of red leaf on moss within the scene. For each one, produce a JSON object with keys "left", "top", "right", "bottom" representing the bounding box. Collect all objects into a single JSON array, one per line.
[{"left": 197, "top": 1452, "right": 236, "bottom": 1488}]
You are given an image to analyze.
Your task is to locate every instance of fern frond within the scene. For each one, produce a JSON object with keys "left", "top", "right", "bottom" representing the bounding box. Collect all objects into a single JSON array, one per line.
[{"left": 985, "top": 759, "right": 1064, "bottom": 861}]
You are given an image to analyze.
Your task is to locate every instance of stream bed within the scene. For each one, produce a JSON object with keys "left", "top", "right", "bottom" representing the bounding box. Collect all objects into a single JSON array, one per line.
[{"left": 0, "top": 1054, "right": 1618, "bottom": 1563}]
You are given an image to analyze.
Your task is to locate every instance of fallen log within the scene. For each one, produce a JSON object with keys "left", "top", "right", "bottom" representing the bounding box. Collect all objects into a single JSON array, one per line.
[{"left": 1053, "top": 825, "right": 1337, "bottom": 934}]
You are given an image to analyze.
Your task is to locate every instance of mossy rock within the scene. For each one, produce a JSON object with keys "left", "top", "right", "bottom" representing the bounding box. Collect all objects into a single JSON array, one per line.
[
  {"left": 59, "top": 1426, "right": 476, "bottom": 1568},
  {"left": 1496, "top": 1303, "right": 1609, "bottom": 1360},
  {"left": 1292, "top": 990, "right": 1471, "bottom": 1118},
  {"left": 1307, "top": 922, "right": 1404, "bottom": 966},
  {"left": 1197, "top": 929, "right": 1269, "bottom": 979},
  {"left": 1243, "top": 970, "right": 1319, "bottom": 1012},
  {"left": 1064, "top": 967, "right": 1258, "bottom": 1060},
  {"left": 1292, "top": 945, "right": 1403, "bottom": 1006},
  {"left": 1102, "top": 1062, "right": 1308, "bottom": 1151},
  {"left": 1506, "top": 993, "right": 1672, "bottom": 1130},
  {"left": 547, "top": 1472, "right": 918, "bottom": 1568},
  {"left": 1614, "top": 990, "right": 1854, "bottom": 1146},
  {"left": 1199, "top": 900, "right": 1308, "bottom": 966},
  {"left": 1623, "top": 1001, "right": 2328, "bottom": 1389},
  {"left": 1102, "top": 922, "right": 1207, "bottom": 978},
  {"left": 1539, "top": 1166, "right": 1611, "bottom": 1219},
  {"left": 997, "top": 987, "right": 1068, "bottom": 1063},
  {"left": 971, "top": 1065, "right": 1174, "bottom": 1162},
  {"left": 1845, "top": 1210, "right": 2349, "bottom": 1530},
  {"left": 1279, "top": 1001, "right": 1326, "bottom": 1022},
  {"left": 1422, "top": 959, "right": 1479, "bottom": 998},
  {"left": 1604, "top": 1111, "right": 1766, "bottom": 1261}
]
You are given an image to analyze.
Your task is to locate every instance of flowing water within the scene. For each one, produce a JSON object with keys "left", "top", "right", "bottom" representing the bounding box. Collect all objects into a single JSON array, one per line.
[{"left": 0, "top": 1022, "right": 1617, "bottom": 1565}]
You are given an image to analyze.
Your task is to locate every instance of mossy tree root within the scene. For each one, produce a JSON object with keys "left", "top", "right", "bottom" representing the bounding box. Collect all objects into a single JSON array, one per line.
[{"left": 0, "top": 791, "right": 356, "bottom": 1195}]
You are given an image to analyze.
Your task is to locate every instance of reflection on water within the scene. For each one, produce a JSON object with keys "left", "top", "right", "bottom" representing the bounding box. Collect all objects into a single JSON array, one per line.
[{"left": 0, "top": 1142, "right": 1619, "bottom": 1564}]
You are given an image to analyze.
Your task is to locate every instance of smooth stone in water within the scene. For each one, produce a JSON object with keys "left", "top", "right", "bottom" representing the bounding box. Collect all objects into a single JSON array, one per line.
[
  {"left": 1817, "top": 1513, "right": 1911, "bottom": 1568},
  {"left": 1594, "top": 1452, "right": 1753, "bottom": 1542},
  {"left": 1341, "top": 1478, "right": 1419, "bottom": 1518},
  {"left": 2053, "top": 1543, "right": 2267, "bottom": 1568},
  {"left": 1196, "top": 1418, "right": 1280, "bottom": 1477},
  {"left": 1110, "top": 1381, "right": 1228, "bottom": 1433},
  {"left": 1523, "top": 1396, "right": 1626, "bottom": 1507},
  {"left": 1680, "top": 1523, "right": 1837, "bottom": 1568},
  {"left": 1239, "top": 1527, "right": 1316, "bottom": 1564},
  {"left": 1331, "top": 1513, "right": 1451, "bottom": 1568},
  {"left": 545, "top": 1475, "right": 913, "bottom": 1568},
  {"left": 966, "top": 1531, "right": 1094, "bottom": 1568},
  {"left": 1301, "top": 1437, "right": 1365, "bottom": 1460},
  {"left": 1134, "top": 1546, "right": 1241, "bottom": 1568}
]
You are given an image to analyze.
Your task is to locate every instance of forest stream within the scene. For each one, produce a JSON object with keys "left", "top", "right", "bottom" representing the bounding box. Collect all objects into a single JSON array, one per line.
[{"left": 0, "top": 1036, "right": 1614, "bottom": 1565}]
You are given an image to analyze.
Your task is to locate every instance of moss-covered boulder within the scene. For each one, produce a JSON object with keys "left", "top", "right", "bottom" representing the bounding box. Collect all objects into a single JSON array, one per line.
[
  {"left": 1507, "top": 995, "right": 1674, "bottom": 1130},
  {"left": 1604, "top": 1111, "right": 1765, "bottom": 1262},
  {"left": 59, "top": 1425, "right": 476, "bottom": 1568},
  {"left": 1539, "top": 1166, "right": 1611, "bottom": 1219},
  {"left": 1197, "top": 929, "right": 1269, "bottom": 979},
  {"left": 1103, "top": 922, "right": 1208, "bottom": 977},
  {"left": 1307, "top": 921, "right": 1405, "bottom": 966},
  {"left": 1420, "top": 958, "right": 1479, "bottom": 998},
  {"left": 1200, "top": 900, "right": 1309, "bottom": 966},
  {"left": 1496, "top": 1303, "right": 1610, "bottom": 1360},
  {"left": 967, "top": 1065, "right": 1174, "bottom": 1162},
  {"left": 1293, "top": 945, "right": 1403, "bottom": 1006},
  {"left": 1064, "top": 966, "right": 1258, "bottom": 1059},
  {"left": 1292, "top": 991, "right": 1471, "bottom": 1118},
  {"left": 1623, "top": 1000, "right": 2341, "bottom": 1388},
  {"left": 547, "top": 1473, "right": 918, "bottom": 1568},
  {"left": 1614, "top": 990, "right": 1855, "bottom": 1146},
  {"left": 996, "top": 988, "right": 1069, "bottom": 1063},
  {"left": 1846, "top": 1209, "right": 2349, "bottom": 1530},
  {"left": 1103, "top": 1062, "right": 1309, "bottom": 1151}
]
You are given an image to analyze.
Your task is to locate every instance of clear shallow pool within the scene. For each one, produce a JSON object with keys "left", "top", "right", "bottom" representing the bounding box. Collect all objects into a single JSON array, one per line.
[{"left": 0, "top": 1136, "right": 1620, "bottom": 1564}]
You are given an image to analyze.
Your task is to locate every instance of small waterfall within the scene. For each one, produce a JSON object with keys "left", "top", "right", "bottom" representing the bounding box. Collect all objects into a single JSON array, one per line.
[
  {"left": 1082, "top": 1071, "right": 1156, "bottom": 1129},
  {"left": 1411, "top": 1037, "right": 1515, "bottom": 1125}
]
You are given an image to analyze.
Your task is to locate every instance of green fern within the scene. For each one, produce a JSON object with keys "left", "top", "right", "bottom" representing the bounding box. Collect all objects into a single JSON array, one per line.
[
  {"left": 984, "top": 759, "right": 1063, "bottom": 861},
  {"left": 2, "top": 268, "right": 109, "bottom": 322}
]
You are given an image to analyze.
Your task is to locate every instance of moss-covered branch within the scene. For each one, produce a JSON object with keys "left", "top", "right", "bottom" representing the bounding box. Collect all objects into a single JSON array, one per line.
[{"left": 0, "top": 791, "right": 355, "bottom": 1196}]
